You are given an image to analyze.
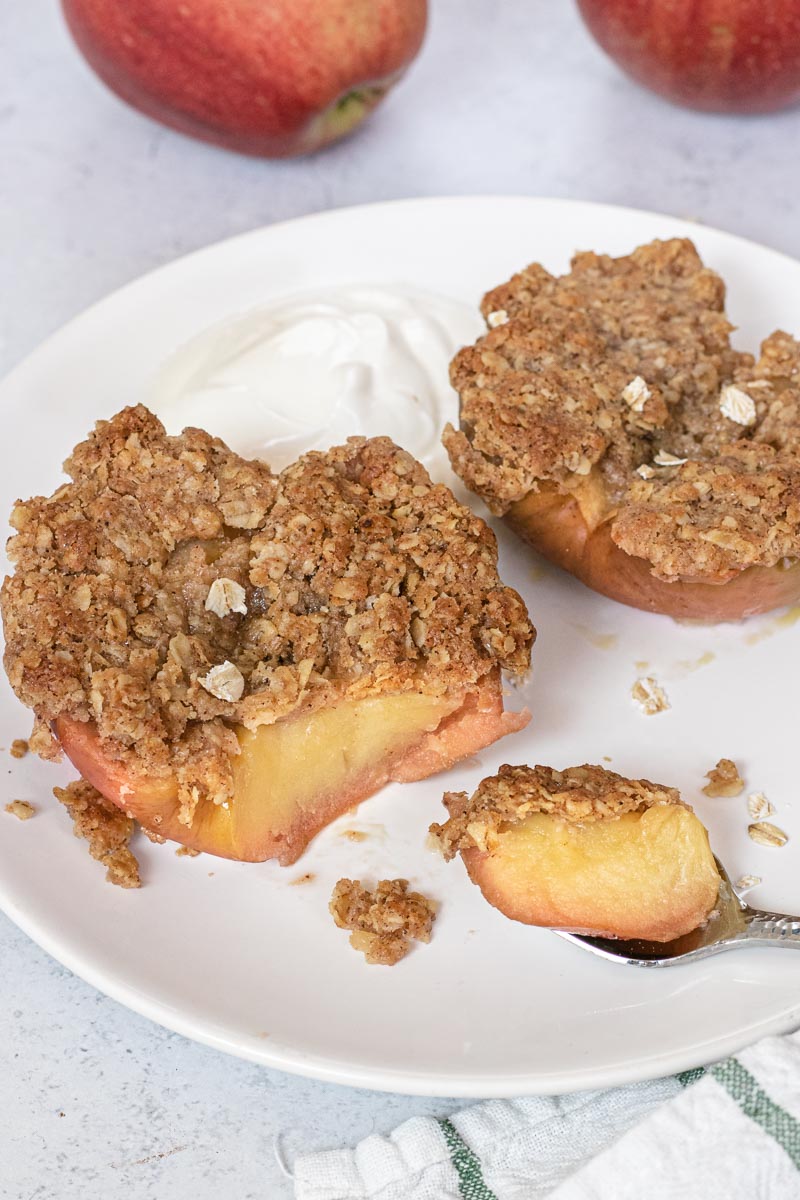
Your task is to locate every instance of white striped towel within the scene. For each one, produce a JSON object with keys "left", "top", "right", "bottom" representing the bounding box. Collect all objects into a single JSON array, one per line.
[{"left": 294, "top": 1031, "right": 800, "bottom": 1199}]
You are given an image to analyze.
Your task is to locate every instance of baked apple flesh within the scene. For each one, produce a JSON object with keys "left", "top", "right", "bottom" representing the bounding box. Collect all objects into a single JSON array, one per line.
[
  {"left": 56, "top": 670, "right": 529, "bottom": 865},
  {"left": 507, "top": 482, "right": 800, "bottom": 621},
  {"left": 464, "top": 804, "right": 720, "bottom": 943}
]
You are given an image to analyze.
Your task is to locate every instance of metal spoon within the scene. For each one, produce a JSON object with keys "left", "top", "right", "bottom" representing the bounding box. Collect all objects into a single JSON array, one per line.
[{"left": 554, "top": 858, "right": 800, "bottom": 967}]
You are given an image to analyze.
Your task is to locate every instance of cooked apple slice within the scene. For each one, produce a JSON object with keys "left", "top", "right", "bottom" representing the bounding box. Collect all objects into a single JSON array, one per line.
[
  {"left": 56, "top": 670, "right": 528, "bottom": 865},
  {"left": 507, "top": 477, "right": 800, "bottom": 621},
  {"left": 431, "top": 764, "right": 721, "bottom": 943},
  {"left": 3, "top": 407, "right": 533, "bottom": 865},
  {"left": 444, "top": 239, "right": 800, "bottom": 622}
]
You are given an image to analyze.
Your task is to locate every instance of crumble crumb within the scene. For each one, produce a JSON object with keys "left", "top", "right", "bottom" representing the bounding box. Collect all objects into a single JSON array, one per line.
[
  {"left": 205, "top": 577, "right": 247, "bottom": 618},
  {"left": 329, "top": 878, "right": 436, "bottom": 965},
  {"left": 747, "top": 792, "right": 775, "bottom": 821},
  {"left": 631, "top": 676, "right": 670, "bottom": 715},
  {"left": 340, "top": 829, "right": 369, "bottom": 842},
  {"left": 702, "top": 758, "right": 744, "bottom": 798},
  {"left": 5, "top": 800, "right": 34, "bottom": 820},
  {"left": 748, "top": 821, "right": 789, "bottom": 848},
  {"left": 431, "top": 763, "right": 683, "bottom": 860},
  {"left": 53, "top": 779, "right": 141, "bottom": 887},
  {"left": 9, "top": 738, "right": 29, "bottom": 759},
  {"left": 291, "top": 872, "right": 316, "bottom": 885},
  {"left": 175, "top": 845, "right": 200, "bottom": 857}
]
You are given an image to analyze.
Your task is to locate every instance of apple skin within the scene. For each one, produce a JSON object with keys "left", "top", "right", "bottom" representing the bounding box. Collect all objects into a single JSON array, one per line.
[
  {"left": 507, "top": 483, "right": 800, "bottom": 620},
  {"left": 60, "top": 0, "right": 428, "bottom": 157},
  {"left": 577, "top": 0, "right": 800, "bottom": 113}
]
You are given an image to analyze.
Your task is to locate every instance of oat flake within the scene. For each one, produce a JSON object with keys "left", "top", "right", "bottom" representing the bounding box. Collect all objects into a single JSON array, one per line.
[
  {"left": 631, "top": 676, "right": 670, "bottom": 716},
  {"left": 653, "top": 450, "right": 688, "bottom": 467},
  {"left": 205, "top": 577, "right": 247, "bottom": 618},
  {"left": 748, "top": 821, "right": 788, "bottom": 848},
  {"left": 487, "top": 309, "right": 509, "bottom": 328},
  {"left": 199, "top": 661, "right": 245, "bottom": 702},
  {"left": 719, "top": 384, "right": 756, "bottom": 426},
  {"left": 622, "top": 376, "right": 651, "bottom": 412},
  {"left": 734, "top": 873, "right": 762, "bottom": 893},
  {"left": 747, "top": 792, "right": 775, "bottom": 822}
]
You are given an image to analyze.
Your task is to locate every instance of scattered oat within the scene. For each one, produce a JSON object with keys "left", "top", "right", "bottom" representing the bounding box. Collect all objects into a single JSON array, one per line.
[
  {"left": 748, "top": 821, "right": 789, "bottom": 848},
  {"left": 291, "top": 872, "right": 316, "bottom": 885},
  {"left": 622, "top": 376, "right": 651, "bottom": 412},
  {"left": 487, "top": 309, "right": 509, "bottom": 328},
  {"left": 734, "top": 874, "right": 762, "bottom": 893},
  {"left": 5, "top": 800, "right": 34, "bottom": 820},
  {"left": 175, "top": 845, "right": 200, "bottom": 857},
  {"left": 636, "top": 464, "right": 656, "bottom": 480},
  {"left": 205, "top": 577, "right": 247, "bottom": 619},
  {"left": 631, "top": 676, "right": 670, "bottom": 715},
  {"left": 702, "top": 758, "right": 744, "bottom": 798},
  {"left": 653, "top": 450, "right": 688, "bottom": 467},
  {"left": 747, "top": 792, "right": 775, "bottom": 821},
  {"left": 720, "top": 384, "right": 756, "bottom": 427},
  {"left": 199, "top": 661, "right": 245, "bottom": 703},
  {"left": 329, "top": 878, "right": 436, "bottom": 965},
  {"left": 9, "top": 738, "right": 29, "bottom": 759},
  {"left": 53, "top": 779, "right": 141, "bottom": 887}
]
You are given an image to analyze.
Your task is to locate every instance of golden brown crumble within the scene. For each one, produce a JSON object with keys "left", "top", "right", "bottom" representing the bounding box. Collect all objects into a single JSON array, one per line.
[
  {"left": 702, "top": 758, "right": 744, "bottom": 798},
  {"left": 175, "top": 845, "right": 200, "bottom": 857},
  {"left": 53, "top": 779, "right": 141, "bottom": 888},
  {"left": 9, "top": 738, "right": 29, "bottom": 759},
  {"left": 631, "top": 676, "right": 670, "bottom": 716},
  {"left": 5, "top": 800, "right": 34, "bottom": 820},
  {"left": 329, "top": 878, "right": 436, "bottom": 965},
  {"left": 2, "top": 406, "right": 533, "bottom": 822},
  {"left": 443, "top": 239, "right": 800, "bottom": 580},
  {"left": 431, "top": 763, "right": 683, "bottom": 860}
]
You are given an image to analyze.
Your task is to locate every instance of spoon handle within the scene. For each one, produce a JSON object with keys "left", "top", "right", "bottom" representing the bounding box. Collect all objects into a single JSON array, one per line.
[{"left": 740, "top": 909, "right": 800, "bottom": 946}]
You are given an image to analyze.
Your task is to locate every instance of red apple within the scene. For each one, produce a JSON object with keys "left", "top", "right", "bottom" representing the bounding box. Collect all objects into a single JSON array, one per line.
[
  {"left": 61, "top": 0, "right": 428, "bottom": 157},
  {"left": 577, "top": 0, "right": 800, "bottom": 113}
]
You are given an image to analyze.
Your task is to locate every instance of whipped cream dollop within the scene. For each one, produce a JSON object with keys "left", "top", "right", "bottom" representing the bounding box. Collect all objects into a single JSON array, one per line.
[{"left": 149, "top": 285, "right": 482, "bottom": 474}]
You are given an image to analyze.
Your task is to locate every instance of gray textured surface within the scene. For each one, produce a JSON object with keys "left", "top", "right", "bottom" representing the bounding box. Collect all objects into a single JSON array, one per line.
[{"left": 2, "top": 2, "right": 800, "bottom": 1197}]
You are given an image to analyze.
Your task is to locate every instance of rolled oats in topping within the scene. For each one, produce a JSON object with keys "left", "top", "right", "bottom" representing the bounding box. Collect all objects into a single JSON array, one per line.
[
  {"left": 652, "top": 450, "right": 688, "bottom": 467},
  {"left": 622, "top": 376, "right": 651, "bottom": 413},
  {"left": 205, "top": 577, "right": 247, "bottom": 618},
  {"left": 486, "top": 309, "right": 509, "bottom": 328},
  {"left": 719, "top": 385, "right": 757, "bottom": 427},
  {"left": 199, "top": 661, "right": 246, "bottom": 703}
]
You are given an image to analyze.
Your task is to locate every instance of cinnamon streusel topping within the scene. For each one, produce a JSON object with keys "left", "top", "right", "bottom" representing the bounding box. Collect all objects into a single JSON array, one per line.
[
  {"left": 443, "top": 239, "right": 800, "bottom": 579},
  {"left": 2, "top": 406, "right": 533, "bottom": 820},
  {"left": 430, "top": 763, "right": 683, "bottom": 860},
  {"left": 329, "top": 877, "right": 436, "bottom": 965}
]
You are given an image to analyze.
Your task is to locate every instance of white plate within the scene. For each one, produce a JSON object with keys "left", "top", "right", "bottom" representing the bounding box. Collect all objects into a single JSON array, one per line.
[{"left": 2, "top": 197, "right": 800, "bottom": 1098}]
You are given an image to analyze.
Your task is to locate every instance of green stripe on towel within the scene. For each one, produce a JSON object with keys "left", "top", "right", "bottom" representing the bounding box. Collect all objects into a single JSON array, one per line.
[
  {"left": 677, "top": 1067, "right": 706, "bottom": 1087},
  {"left": 437, "top": 1118, "right": 499, "bottom": 1200},
  {"left": 711, "top": 1058, "right": 800, "bottom": 1170}
]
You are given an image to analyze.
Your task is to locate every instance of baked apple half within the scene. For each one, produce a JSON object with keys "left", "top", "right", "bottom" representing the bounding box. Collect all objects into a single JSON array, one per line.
[
  {"left": 444, "top": 238, "right": 800, "bottom": 621},
  {"left": 431, "top": 764, "right": 721, "bottom": 943},
  {"left": 2, "top": 406, "right": 534, "bottom": 864}
]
